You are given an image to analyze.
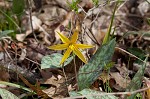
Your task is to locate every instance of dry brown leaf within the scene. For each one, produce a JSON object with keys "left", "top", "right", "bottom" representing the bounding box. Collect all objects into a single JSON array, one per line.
[
  {"left": 19, "top": 48, "right": 27, "bottom": 61},
  {"left": 138, "top": 1, "right": 149, "bottom": 16},
  {"left": 43, "top": 75, "right": 68, "bottom": 98},
  {"left": 16, "top": 16, "right": 42, "bottom": 41},
  {"left": 30, "top": 16, "right": 42, "bottom": 30},
  {"left": 0, "top": 1, "right": 9, "bottom": 8},
  {"left": 42, "top": 87, "right": 56, "bottom": 97},
  {"left": 144, "top": 77, "right": 150, "bottom": 99},
  {"left": 38, "top": 6, "right": 67, "bottom": 26},
  {"left": 44, "top": 75, "right": 64, "bottom": 88},
  {"left": 40, "top": 69, "right": 53, "bottom": 81},
  {"left": 110, "top": 72, "right": 131, "bottom": 89},
  {"left": 0, "top": 66, "right": 10, "bottom": 82},
  {"left": 16, "top": 34, "right": 26, "bottom": 42},
  {"left": 115, "top": 64, "right": 130, "bottom": 79},
  {"left": 0, "top": 41, "right": 8, "bottom": 51},
  {"left": 54, "top": 12, "right": 73, "bottom": 42}
]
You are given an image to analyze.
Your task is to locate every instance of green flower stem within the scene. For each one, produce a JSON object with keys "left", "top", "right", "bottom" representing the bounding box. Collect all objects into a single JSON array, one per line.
[{"left": 102, "top": 0, "right": 120, "bottom": 45}]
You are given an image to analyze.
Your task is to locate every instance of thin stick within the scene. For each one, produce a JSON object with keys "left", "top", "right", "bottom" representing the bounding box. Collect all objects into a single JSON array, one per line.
[
  {"left": 62, "top": 63, "right": 70, "bottom": 94},
  {"left": 115, "top": 47, "right": 145, "bottom": 63},
  {"left": 77, "top": 4, "right": 87, "bottom": 14},
  {"left": 27, "top": 0, "right": 38, "bottom": 42},
  {"left": 82, "top": 25, "right": 100, "bottom": 46},
  {"left": 73, "top": 55, "right": 78, "bottom": 90},
  {"left": 10, "top": 50, "right": 40, "bottom": 66},
  {"left": 4, "top": 47, "right": 13, "bottom": 61},
  {"left": 87, "top": 26, "right": 100, "bottom": 46},
  {"left": 63, "top": 87, "right": 150, "bottom": 99}
]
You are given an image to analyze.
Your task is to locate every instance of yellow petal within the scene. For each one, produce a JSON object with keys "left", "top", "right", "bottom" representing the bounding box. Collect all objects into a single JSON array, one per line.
[
  {"left": 75, "top": 44, "right": 94, "bottom": 49},
  {"left": 60, "top": 48, "right": 72, "bottom": 64},
  {"left": 72, "top": 46, "right": 87, "bottom": 63},
  {"left": 57, "top": 32, "right": 70, "bottom": 43},
  {"left": 71, "top": 30, "right": 78, "bottom": 43},
  {"left": 48, "top": 44, "right": 68, "bottom": 50}
]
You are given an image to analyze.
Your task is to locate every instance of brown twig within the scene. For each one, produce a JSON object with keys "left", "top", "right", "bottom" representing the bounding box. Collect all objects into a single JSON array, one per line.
[
  {"left": 62, "top": 63, "right": 70, "bottom": 94},
  {"left": 82, "top": 25, "right": 100, "bottom": 46},
  {"left": 63, "top": 87, "right": 150, "bottom": 99},
  {"left": 115, "top": 47, "right": 145, "bottom": 63},
  {"left": 27, "top": 0, "right": 39, "bottom": 42},
  {"left": 10, "top": 50, "right": 40, "bottom": 66},
  {"left": 73, "top": 55, "right": 78, "bottom": 90}
]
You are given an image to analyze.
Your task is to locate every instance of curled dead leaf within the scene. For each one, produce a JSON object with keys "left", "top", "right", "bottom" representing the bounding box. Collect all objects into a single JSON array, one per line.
[{"left": 110, "top": 72, "right": 131, "bottom": 89}]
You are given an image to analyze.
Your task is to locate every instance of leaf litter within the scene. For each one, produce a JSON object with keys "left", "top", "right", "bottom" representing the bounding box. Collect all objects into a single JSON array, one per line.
[{"left": 0, "top": 0, "right": 150, "bottom": 99}]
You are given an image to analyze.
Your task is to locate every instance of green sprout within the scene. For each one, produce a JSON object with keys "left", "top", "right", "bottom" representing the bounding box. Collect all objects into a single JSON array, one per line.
[{"left": 67, "top": 0, "right": 80, "bottom": 13}]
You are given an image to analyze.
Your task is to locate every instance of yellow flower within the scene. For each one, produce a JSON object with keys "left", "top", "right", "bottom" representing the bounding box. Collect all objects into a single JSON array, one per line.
[{"left": 49, "top": 30, "right": 94, "bottom": 64}]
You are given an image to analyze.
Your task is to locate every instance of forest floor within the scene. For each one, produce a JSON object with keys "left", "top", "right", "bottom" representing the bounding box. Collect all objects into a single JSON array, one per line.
[{"left": 0, "top": 0, "right": 150, "bottom": 99}]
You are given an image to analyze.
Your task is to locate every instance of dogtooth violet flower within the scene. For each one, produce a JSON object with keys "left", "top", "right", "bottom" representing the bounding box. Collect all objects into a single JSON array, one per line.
[{"left": 48, "top": 30, "right": 94, "bottom": 64}]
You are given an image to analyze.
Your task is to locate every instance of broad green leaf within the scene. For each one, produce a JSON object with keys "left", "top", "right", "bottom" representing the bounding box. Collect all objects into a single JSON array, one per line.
[
  {"left": 12, "top": 0, "right": 25, "bottom": 15},
  {"left": 0, "top": 88, "right": 19, "bottom": 99},
  {"left": 69, "top": 91, "right": 81, "bottom": 96},
  {"left": 70, "top": 89, "right": 118, "bottom": 99},
  {"left": 41, "top": 53, "right": 73, "bottom": 69},
  {"left": 78, "top": 39, "right": 116, "bottom": 90},
  {"left": 125, "top": 56, "right": 148, "bottom": 99}
]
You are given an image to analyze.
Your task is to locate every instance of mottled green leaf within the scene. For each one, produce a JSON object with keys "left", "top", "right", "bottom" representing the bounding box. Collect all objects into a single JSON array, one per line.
[
  {"left": 125, "top": 56, "right": 148, "bottom": 99},
  {"left": 41, "top": 53, "right": 73, "bottom": 69},
  {"left": 78, "top": 39, "right": 116, "bottom": 90},
  {"left": 69, "top": 91, "right": 81, "bottom": 96},
  {"left": 70, "top": 89, "right": 118, "bottom": 99},
  {"left": 0, "top": 88, "right": 19, "bottom": 99}
]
